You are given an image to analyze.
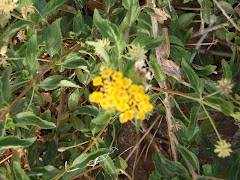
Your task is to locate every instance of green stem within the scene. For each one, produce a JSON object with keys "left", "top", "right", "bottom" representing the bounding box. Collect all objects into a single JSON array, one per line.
[
  {"left": 206, "top": 90, "right": 221, "bottom": 97},
  {"left": 12, "top": 80, "right": 30, "bottom": 88},
  {"left": 26, "top": 87, "right": 35, "bottom": 111},
  {"left": 170, "top": 96, "right": 190, "bottom": 122},
  {"left": 201, "top": 104, "right": 222, "bottom": 140}
]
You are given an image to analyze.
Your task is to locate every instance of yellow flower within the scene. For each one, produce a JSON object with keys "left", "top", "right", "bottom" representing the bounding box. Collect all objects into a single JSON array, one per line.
[
  {"left": 100, "top": 99, "right": 109, "bottom": 109},
  {"left": 129, "top": 85, "right": 138, "bottom": 95},
  {"left": 117, "top": 103, "right": 129, "bottom": 112},
  {"left": 136, "top": 111, "right": 145, "bottom": 120},
  {"left": 89, "top": 92, "right": 103, "bottom": 103},
  {"left": 106, "top": 96, "right": 116, "bottom": 107},
  {"left": 102, "top": 69, "right": 113, "bottom": 78},
  {"left": 134, "top": 93, "right": 143, "bottom": 102},
  {"left": 112, "top": 72, "right": 123, "bottom": 80},
  {"left": 122, "top": 78, "right": 132, "bottom": 89},
  {"left": 119, "top": 113, "right": 128, "bottom": 123},
  {"left": 214, "top": 140, "right": 232, "bottom": 158},
  {"left": 93, "top": 76, "right": 102, "bottom": 86},
  {"left": 142, "top": 94, "right": 150, "bottom": 102},
  {"left": 137, "top": 85, "right": 145, "bottom": 94},
  {"left": 125, "top": 110, "right": 134, "bottom": 120}
]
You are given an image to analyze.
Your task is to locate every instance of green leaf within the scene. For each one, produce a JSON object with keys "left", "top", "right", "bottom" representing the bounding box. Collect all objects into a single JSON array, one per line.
[
  {"left": 23, "top": 31, "right": 39, "bottom": 77},
  {"left": 61, "top": 53, "right": 89, "bottom": 69},
  {"left": 90, "top": 113, "right": 110, "bottom": 135},
  {"left": 124, "top": 0, "right": 140, "bottom": 24},
  {"left": 0, "top": 20, "right": 31, "bottom": 47},
  {"left": 228, "top": 156, "right": 240, "bottom": 180},
  {"left": 153, "top": 152, "right": 189, "bottom": 179},
  {"left": 68, "top": 89, "right": 82, "bottom": 111},
  {"left": 1, "top": 66, "right": 12, "bottom": 102},
  {"left": 0, "top": 136, "right": 36, "bottom": 151},
  {"left": 52, "top": 87, "right": 65, "bottom": 103},
  {"left": 13, "top": 161, "right": 30, "bottom": 180},
  {"left": 87, "top": 41, "right": 110, "bottom": 63},
  {"left": 169, "top": 35, "right": 184, "bottom": 47},
  {"left": 45, "top": 18, "right": 62, "bottom": 57},
  {"left": 42, "top": 140, "right": 58, "bottom": 166},
  {"left": 204, "top": 96, "right": 234, "bottom": 115},
  {"left": 74, "top": 105, "right": 99, "bottom": 117},
  {"left": 44, "top": 0, "right": 68, "bottom": 16},
  {"left": 149, "top": 170, "right": 162, "bottom": 180},
  {"left": 70, "top": 115, "right": 84, "bottom": 131},
  {"left": 149, "top": 54, "right": 166, "bottom": 83},
  {"left": 193, "top": 64, "right": 217, "bottom": 76},
  {"left": 100, "top": 155, "right": 118, "bottom": 180},
  {"left": 56, "top": 123, "right": 72, "bottom": 134},
  {"left": 221, "top": 59, "right": 232, "bottom": 79},
  {"left": 170, "top": 45, "right": 191, "bottom": 63},
  {"left": 28, "top": 142, "right": 40, "bottom": 169},
  {"left": 132, "top": 34, "right": 166, "bottom": 50},
  {"left": 73, "top": 11, "right": 84, "bottom": 36},
  {"left": 114, "top": 157, "right": 128, "bottom": 172},
  {"left": 183, "top": 27, "right": 193, "bottom": 44},
  {"left": 202, "top": 0, "right": 211, "bottom": 24},
  {"left": 71, "top": 148, "right": 109, "bottom": 168},
  {"left": 179, "top": 13, "right": 196, "bottom": 27},
  {"left": 28, "top": 165, "right": 61, "bottom": 179},
  {"left": 187, "top": 106, "right": 200, "bottom": 142},
  {"left": 14, "top": 112, "right": 56, "bottom": 129},
  {"left": 176, "top": 145, "right": 200, "bottom": 171},
  {"left": 93, "top": 9, "right": 119, "bottom": 42},
  {"left": 181, "top": 59, "right": 204, "bottom": 94},
  {"left": 218, "top": 1, "right": 236, "bottom": 15},
  {"left": 40, "top": 75, "right": 80, "bottom": 90}
]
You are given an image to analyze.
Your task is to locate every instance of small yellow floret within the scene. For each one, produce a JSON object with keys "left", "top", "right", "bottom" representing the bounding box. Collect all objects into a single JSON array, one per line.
[
  {"left": 119, "top": 113, "right": 128, "bottom": 123},
  {"left": 125, "top": 110, "right": 134, "bottom": 120},
  {"left": 102, "top": 69, "right": 113, "bottom": 78},
  {"left": 136, "top": 111, "right": 145, "bottom": 120},
  {"left": 117, "top": 103, "right": 129, "bottom": 112},
  {"left": 93, "top": 76, "right": 102, "bottom": 86},
  {"left": 129, "top": 85, "right": 139, "bottom": 94},
  {"left": 134, "top": 93, "right": 143, "bottom": 102},
  {"left": 122, "top": 78, "right": 132, "bottom": 89},
  {"left": 112, "top": 72, "right": 123, "bottom": 80}
]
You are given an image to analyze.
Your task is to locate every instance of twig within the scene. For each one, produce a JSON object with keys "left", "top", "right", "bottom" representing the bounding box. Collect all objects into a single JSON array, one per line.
[
  {"left": 198, "top": 49, "right": 233, "bottom": 58},
  {"left": 213, "top": 0, "right": 240, "bottom": 32},
  {"left": 125, "top": 115, "right": 161, "bottom": 162},
  {"left": 192, "top": 22, "right": 229, "bottom": 38},
  {"left": 150, "top": 0, "right": 177, "bottom": 161}
]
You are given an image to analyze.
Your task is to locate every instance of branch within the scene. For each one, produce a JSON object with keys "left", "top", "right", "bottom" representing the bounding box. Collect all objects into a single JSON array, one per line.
[{"left": 213, "top": 0, "right": 240, "bottom": 32}]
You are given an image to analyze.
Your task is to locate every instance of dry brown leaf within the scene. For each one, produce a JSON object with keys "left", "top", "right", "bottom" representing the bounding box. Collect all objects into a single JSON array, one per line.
[
  {"left": 156, "top": 27, "right": 170, "bottom": 62},
  {"left": 161, "top": 59, "right": 181, "bottom": 81},
  {"left": 148, "top": 7, "right": 171, "bottom": 24}
]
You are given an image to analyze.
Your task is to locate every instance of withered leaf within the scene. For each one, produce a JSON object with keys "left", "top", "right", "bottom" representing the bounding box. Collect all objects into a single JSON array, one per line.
[
  {"left": 156, "top": 27, "right": 170, "bottom": 61},
  {"left": 148, "top": 7, "right": 171, "bottom": 24},
  {"left": 161, "top": 59, "right": 182, "bottom": 81}
]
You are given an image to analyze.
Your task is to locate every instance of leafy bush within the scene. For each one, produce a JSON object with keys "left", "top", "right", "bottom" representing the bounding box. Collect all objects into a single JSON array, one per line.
[{"left": 0, "top": 0, "right": 240, "bottom": 179}]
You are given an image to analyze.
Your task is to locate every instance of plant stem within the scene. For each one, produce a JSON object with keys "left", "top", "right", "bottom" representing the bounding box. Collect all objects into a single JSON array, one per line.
[
  {"left": 26, "top": 87, "right": 35, "bottom": 111},
  {"left": 201, "top": 104, "right": 222, "bottom": 140}
]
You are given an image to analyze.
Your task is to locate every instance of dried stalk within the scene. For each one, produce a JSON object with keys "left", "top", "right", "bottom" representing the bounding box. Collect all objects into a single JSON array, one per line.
[{"left": 150, "top": 0, "right": 177, "bottom": 161}]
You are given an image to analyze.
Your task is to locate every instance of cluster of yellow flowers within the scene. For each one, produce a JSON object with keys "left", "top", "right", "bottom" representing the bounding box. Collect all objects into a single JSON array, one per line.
[{"left": 89, "top": 69, "right": 153, "bottom": 123}]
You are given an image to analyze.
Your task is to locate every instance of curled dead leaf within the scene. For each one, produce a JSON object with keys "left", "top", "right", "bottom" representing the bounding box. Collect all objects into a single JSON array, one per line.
[
  {"left": 161, "top": 59, "right": 181, "bottom": 81},
  {"left": 148, "top": 7, "right": 171, "bottom": 24}
]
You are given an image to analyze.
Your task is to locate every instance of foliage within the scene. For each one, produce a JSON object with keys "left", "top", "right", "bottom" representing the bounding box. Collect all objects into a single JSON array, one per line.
[{"left": 0, "top": 0, "right": 240, "bottom": 179}]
